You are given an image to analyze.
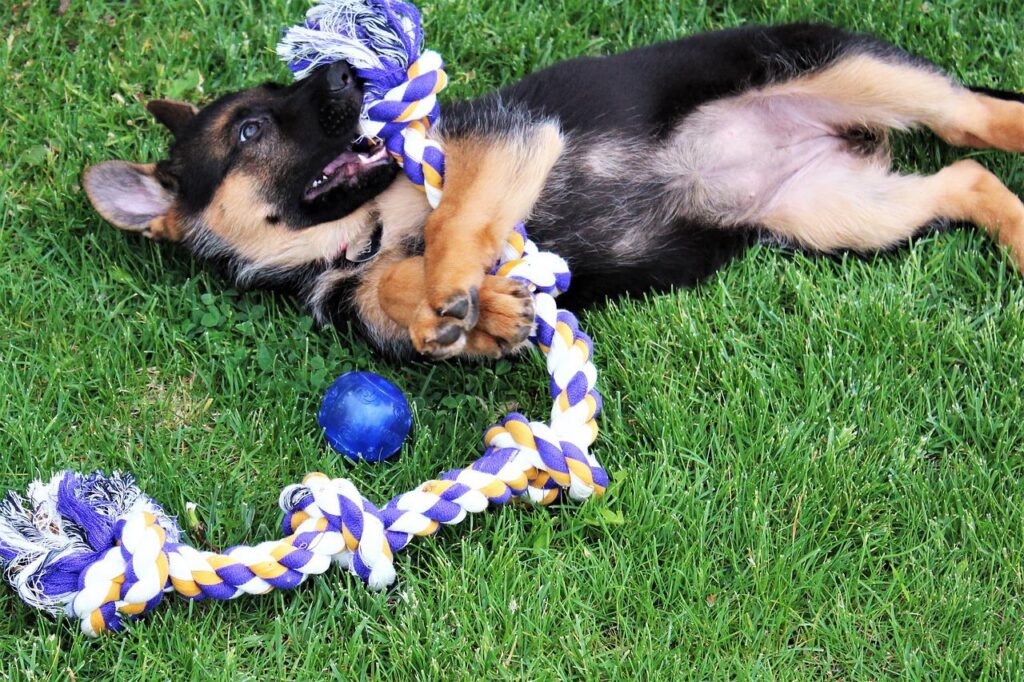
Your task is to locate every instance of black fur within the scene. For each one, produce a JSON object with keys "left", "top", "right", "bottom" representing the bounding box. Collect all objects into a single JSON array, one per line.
[
  {"left": 87, "top": 23, "right": 1022, "bottom": 358},
  {"left": 969, "top": 86, "right": 1024, "bottom": 104},
  {"left": 441, "top": 24, "right": 897, "bottom": 307}
]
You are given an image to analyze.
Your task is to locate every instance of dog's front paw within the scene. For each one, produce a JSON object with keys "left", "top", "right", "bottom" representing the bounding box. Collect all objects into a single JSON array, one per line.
[
  {"left": 409, "top": 277, "right": 535, "bottom": 361},
  {"left": 412, "top": 285, "right": 481, "bottom": 360},
  {"left": 467, "top": 277, "right": 535, "bottom": 357},
  {"left": 426, "top": 260, "right": 488, "bottom": 333}
]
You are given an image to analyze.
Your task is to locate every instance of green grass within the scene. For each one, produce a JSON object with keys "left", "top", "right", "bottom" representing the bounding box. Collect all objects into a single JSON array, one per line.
[{"left": 3, "top": 0, "right": 1024, "bottom": 678}]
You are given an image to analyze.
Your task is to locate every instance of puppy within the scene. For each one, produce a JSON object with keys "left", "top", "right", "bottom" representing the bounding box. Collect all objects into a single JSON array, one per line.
[{"left": 84, "top": 23, "right": 1024, "bottom": 359}]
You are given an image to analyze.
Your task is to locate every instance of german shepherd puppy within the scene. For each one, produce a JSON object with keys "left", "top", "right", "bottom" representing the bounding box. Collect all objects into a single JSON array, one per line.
[{"left": 84, "top": 24, "right": 1024, "bottom": 360}]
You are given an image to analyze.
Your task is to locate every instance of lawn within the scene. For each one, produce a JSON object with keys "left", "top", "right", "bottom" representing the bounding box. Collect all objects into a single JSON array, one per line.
[{"left": 3, "top": 0, "right": 1024, "bottom": 678}]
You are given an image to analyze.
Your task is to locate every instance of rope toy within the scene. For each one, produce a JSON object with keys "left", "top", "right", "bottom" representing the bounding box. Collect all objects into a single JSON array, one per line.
[
  {"left": 277, "top": 0, "right": 448, "bottom": 206},
  {"left": 0, "top": 227, "right": 605, "bottom": 636},
  {"left": 0, "top": 0, "right": 607, "bottom": 636}
]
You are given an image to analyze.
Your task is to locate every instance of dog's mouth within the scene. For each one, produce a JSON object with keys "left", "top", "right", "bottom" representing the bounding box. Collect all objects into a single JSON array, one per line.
[{"left": 303, "top": 142, "right": 391, "bottom": 202}]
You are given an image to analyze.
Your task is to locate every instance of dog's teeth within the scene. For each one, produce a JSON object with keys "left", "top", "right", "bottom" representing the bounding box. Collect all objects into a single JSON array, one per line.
[{"left": 310, "top": 173, "right": 330, "bottom": 190}]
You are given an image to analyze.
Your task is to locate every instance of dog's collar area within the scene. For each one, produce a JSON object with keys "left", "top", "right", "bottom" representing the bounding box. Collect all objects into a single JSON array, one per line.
[{"left": 341, "top": 217, "right": 383, "bottom": 266}]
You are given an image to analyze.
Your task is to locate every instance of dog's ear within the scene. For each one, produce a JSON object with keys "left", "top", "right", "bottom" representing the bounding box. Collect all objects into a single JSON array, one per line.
[
  {"left": 82, "top": 161, "right": 182, "bottom": 241},
  {"left": 146, "top": 99, "right": 198, "bottom": 137}
]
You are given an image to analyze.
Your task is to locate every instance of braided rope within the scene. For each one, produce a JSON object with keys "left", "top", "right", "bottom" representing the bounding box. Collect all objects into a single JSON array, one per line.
[
  {"left": 362, "top": 50, "right": 447, "bottom": 206},
  {"left": 0, "top": 225, "right": 607, "bottom": 636}
]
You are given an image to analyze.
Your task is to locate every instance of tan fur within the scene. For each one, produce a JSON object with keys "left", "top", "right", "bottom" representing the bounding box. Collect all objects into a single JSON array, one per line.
[
  {"left": 774, "top": 55, "right": 964, "bottom": 130},
  {"left": 208, "top": 107, "right": 241, "bottom": 155},
  {"left": 937, "top": 160, "right": 1024, "bottom": 264},
  {"left": 762, "top": 159, "right": 1024, "bottom": 265},
  {"left": 374, "top": 175, "right": 433, "bottom": 250},
  {"left": 376, "top": 256, "right": 428, "bottom": 328},
  {"left": 146, "top": 207, "right": 183, "bottom": 241},
  {"left": 942, "top": 96, "right": 1024, "bottom": 152},
  {"left": 773, "top": 54, "right": 1024, "bottom": 151},
  {"left": 423, "top": 123, "right": 564, "bottom": 313},
  {"left": 377, "top": 256, "right": 534, "bottom": 358},
  {"left": 199, "top": 173, "right": 430, "bottom": 275},
  {"left": 474, "top": 277, "right": 537, "bottom": 344},
  {"left": 354, "top": 254, "right": 417, "bottom": 351},
  {"left": 204, "top": 174, "right": 375, "bottom": 268}
]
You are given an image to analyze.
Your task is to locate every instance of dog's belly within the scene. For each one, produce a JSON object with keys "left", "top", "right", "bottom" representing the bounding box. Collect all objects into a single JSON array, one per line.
[{"left": 665, "top": 92, "right": 888, "bottom": 226}]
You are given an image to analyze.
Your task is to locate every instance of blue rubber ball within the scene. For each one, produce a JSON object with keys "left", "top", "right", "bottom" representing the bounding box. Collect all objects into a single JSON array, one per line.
[{"left": 318, "top": 371, "right": 413, "bottom": 462}]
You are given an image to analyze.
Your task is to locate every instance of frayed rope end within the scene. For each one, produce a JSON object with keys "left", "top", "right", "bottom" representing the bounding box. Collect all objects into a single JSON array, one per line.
[
  {"left": 276, "top": 0, "right": 424, "bottom": 90},
  {"left": 0, "top": 471, "right": 178, "bottom": 615}
]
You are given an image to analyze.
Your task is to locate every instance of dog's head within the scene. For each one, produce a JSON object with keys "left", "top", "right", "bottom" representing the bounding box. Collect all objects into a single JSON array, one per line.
[{"left": 84, "top": 62, "right": 400, "bottom": 289}]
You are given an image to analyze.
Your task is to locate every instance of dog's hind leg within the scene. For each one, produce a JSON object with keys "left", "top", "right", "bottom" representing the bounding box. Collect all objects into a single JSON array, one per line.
[
  {"left": 681, "top": 51, "right": 1024, "bottom": 267},
  {"left": 775, "top": 52, "right": 1024, "bottom": 152},
  {"left": 759, "top": 53, "right": 1024, "bottom": 262},
  {"left": 757, "top": 159, "right": 1024, "bottom": 268}
]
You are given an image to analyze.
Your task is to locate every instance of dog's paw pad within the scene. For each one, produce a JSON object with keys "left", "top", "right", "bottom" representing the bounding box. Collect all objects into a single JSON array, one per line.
[
  {"left": 436, "top": 287, "right": 479, "bottom": 327},
  {"left": 431, "top": 321, "right": 463, "bottom": 347},
  {"left": 412, "top": 317, "right": 468, "bottom": 360}
]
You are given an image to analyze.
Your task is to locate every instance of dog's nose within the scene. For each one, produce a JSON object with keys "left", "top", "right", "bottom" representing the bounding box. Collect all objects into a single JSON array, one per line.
[
  {"left": 325, "top": 61, "right": 354, "bottom": 95},
  {"left": 317, "top": 61, "right": 361, "bottom": 137}
]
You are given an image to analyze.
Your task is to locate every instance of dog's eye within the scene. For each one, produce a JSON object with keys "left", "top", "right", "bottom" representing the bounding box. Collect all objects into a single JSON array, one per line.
[{"left": 239, "top": 120, "right": 262, "bottom": 143}]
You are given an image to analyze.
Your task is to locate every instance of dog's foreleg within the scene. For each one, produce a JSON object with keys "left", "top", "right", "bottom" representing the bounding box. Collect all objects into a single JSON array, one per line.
[{"left": 408, "top": 122, "right": 563, "bottom": 355}]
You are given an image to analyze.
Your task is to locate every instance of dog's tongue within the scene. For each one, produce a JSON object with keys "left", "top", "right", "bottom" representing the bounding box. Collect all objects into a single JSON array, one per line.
[
  {"left": 305, "top": 145, "right": 392, "bottom": 202},
  {"left": 323, "top": 146, "right": 389, "bottom": 178},
  {"left": 323, "top": 151, "right": 361, "bottom": 177}
]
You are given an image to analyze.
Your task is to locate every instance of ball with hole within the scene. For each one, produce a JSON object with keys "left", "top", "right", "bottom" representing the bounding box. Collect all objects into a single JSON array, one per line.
[{"left": 318, "top": 371, "right": 413, "bottom": 462}]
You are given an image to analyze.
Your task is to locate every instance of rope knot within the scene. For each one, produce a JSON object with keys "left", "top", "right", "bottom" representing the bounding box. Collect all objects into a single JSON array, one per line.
[
  {"left": 484, "top": 414, "right": 608, "bottom": 505},
  {"left": 0, "top": 471, "right": 180, "bottom": 635},
  {"left": 69, "top": 510, "right": 173, "bottom": 635},
  {"left": 280, "top": 473, "right": 396, "bottom": 589}
]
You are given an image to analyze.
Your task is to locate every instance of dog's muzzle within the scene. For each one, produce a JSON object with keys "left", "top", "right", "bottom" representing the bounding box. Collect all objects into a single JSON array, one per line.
[{"left": 319, "top": 61, "right": 361, "bottom": 137}]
